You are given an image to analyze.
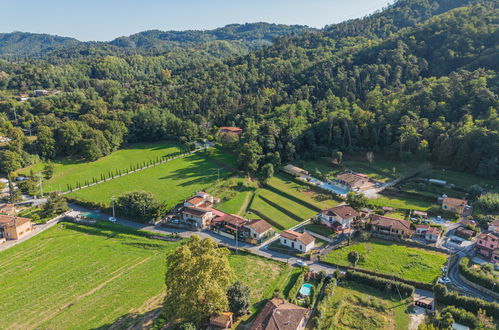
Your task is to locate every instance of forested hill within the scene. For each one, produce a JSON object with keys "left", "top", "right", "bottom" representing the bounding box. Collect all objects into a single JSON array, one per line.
[
  {"left": 108, "top": 23, "right": 317, "bottom": 50},
  {"left": 0, "top": 0, "right": 497, "bottom": 179},
  {"left": 0, "top": 23, "right": 316, "bottom": 58}
]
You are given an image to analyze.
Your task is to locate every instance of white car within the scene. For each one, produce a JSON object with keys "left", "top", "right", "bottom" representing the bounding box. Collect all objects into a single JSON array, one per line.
[
  {"left": 439, "top": 277, "right": 451, "bottom": 284},
  {"left": 295, "top": 259, "right": 307, "bottom": 267},
  {"left": 441, "top": 266, "right": 448, "bottom": 273},
  {"left": 108, "top": 217, "right": 117, "bottom": 223}
]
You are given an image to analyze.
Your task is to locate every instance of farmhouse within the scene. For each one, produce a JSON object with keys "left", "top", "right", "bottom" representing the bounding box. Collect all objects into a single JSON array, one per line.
[
  {"left": 179, "top": 206, "right": 215, "bottom": 229},
  {"left": 184, "top": 191, "right": 220, "bottom": 208},
  {"left": 331, "top": 171, "right": 374, "bottom": 192},
  {"left": 441, "top": 197, "right": 468, "bottom": 214},
  {"left": 0, "top": 203, "right": 17, "bottom": 215},
  {"left": 249, "top": 298, "right": 308, "bottom": 330},
  {"left": 476, "top": 232, "right": 499, "bottom": 263},
  {"left": 219, "top": 126, "right": 243, "bottom": 136},
  {"left": 280, "top": 230, "right": 315, "bottom": 253},
  {"left": 0, "top": 215, "right": 33, "bottom": 240},
  {"left": 455, "top": 226, "right": 476, "bottom": 240},
  {"left": 319, "top": 205, "right": 359, "bottom": 232},
  {"left": 283, "top": 164, "right": 309, "bottom": 177},
  {"left": 370, "top": 215, "right": 413, "bottom": 239},
  {"left": 425, "top": 227, "right": 442, "bottom": 242},
  {"left": 244, "top": 219, "right": 274, "bottom": 241}
]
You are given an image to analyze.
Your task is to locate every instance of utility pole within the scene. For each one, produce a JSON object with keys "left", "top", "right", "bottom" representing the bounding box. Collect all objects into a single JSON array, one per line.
[
  {"left": 235, "top": 224, "right": 238, "bottom": 254},
  {"left": 111, "top": 196, "right": 116, "bottom": 219},
  {"left": 38, "top": 172, "right": 43, "bottom": 197}
]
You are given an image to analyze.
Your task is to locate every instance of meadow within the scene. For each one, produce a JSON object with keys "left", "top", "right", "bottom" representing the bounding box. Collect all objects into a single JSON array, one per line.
[
  {"left": 323, "top": 239, "right": 447, "bottom": 284},
  {"left": 318, "top": 282, "right": 412, "bottom": 329},
  {"left": 20, "top": 141, "right": 184, "bottom": 193},
  {"left": 0, "top": 221, "right": 297, "bottom": 329},
  {"left": 68, "top": 150, "right": 235, "bottom": 208}
]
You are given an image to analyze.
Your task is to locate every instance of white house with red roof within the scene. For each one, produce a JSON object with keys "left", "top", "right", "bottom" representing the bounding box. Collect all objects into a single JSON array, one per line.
[
  {"left": 319, "top": 205, "right": 359, "bottom": 232},
  {"left": 280, "top": 230, "right": 315, "bottom": 253}
]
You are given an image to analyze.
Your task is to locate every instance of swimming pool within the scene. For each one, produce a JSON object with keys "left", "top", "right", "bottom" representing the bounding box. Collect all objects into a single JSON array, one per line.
[
  {"left": 299, "top": 283, "right": 313, "bottom": 296},
  {"left": 80, "top": 212, "right": 105, "bottom": 220}
]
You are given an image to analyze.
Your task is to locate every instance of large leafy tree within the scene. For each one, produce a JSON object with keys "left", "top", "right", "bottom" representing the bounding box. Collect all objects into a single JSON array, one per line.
[
  {"left": 237, "top": 141, "right": 262, "bottom": 173},
  {"left": 164, "top": 236, "right": 234, "bottom": 325},
  {"left": 227, "top": 281, "right": 251, "bottom": 317}
]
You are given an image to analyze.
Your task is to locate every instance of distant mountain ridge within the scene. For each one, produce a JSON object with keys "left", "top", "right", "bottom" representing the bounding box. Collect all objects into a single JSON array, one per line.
[{"left": 0, "top": 23, "right": 317, "bottom": 58}]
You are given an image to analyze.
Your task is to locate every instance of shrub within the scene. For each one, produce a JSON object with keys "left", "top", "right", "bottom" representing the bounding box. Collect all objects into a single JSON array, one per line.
[
  {"left": 476, "top": 193, "right": 499, "bottom": 213},
  {"left": 433, "top": 284, "right": 499, "bottom": 316},
  {"left": 440, "top": 306, "right": 479, "bottom": 328},
  {"left": 458, "top": 258, "right": 499, "bottom": 294},
  {"left": 288, "top": 271, "right": 305, "bottom": 304},
  {"left": 345, "top": 271, "right": 414, "bottom": 298}
]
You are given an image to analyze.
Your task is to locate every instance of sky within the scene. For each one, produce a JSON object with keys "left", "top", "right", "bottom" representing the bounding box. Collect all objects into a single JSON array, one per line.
[{"left": 1, "top": 0, "right": 392, "bottom": 41}]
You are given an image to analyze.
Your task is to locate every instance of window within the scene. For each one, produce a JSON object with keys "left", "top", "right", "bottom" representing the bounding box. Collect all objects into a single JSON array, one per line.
[
  {"left": 299, "top": 245, "right": 302, "bottom": 250},
  {"left": 283, "top": 239, "right": 287, "bottom": 244}
]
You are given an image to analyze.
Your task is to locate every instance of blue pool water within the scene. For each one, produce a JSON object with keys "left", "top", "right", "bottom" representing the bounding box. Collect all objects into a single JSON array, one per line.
[
  {"left": 319, "top": 182, "right": 349, "bottom": 196},
  {"left": 80, "top": 212, "right": 105, "bottom": 220},
  {"left": 299, "top": 283, "right": 313, "bottom": 296}
]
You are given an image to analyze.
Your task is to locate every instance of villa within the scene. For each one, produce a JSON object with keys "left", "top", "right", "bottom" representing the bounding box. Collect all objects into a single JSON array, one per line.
[
  {"left": 476, "top": 232, "right": 499, "bottom": 263},
  {"left": 0, "top": 215, "right": 33, "bottom": 240},
  {"left": 441, "top": 197, "right": 468, "bottom": 215},
  {"left": 283, "top": 164, "right": 310, "bottom": 178},
  {"left": 219, "top": 126, "right": 243, "bottom": 136},
  {"left": 370, "top": 215, "right": 413, "bottom": 239},
  {"left": 280, "top": 230, "right": 315, "bottom": 253},
  {"left": 249, "top": 298, "right": 308, "bottom": 330},
  {"left": 330, "top": 171, "right": 375, "bottom": 192},
  {"left": 179, "top": 206, "right": 215, "bottom": 229},
  {"left": 243, "top": 219, "right": 274, "bottom": 241},
  {"left": 319, "top": 205, "right": 359, "bottom": 232},
  {"left": 184, "top": 191, "right": 220, "bottom": 208}
]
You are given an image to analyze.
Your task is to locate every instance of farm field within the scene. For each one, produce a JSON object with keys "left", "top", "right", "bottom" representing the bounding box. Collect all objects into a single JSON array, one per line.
[
  {"left": 318, "top": 282, "right": 411, "bottom": 329},
  {"left": 0, "top": 221, "right": 296, "bottom": 329},
  {"left": 20, "top": 141, "right": 184, "bottom": 193},
  {"left": 323, "top": 239, "right": 447, "bottom": 284},
  {"left": 68, "top": 151, "right": 234, "bottom": 208}
]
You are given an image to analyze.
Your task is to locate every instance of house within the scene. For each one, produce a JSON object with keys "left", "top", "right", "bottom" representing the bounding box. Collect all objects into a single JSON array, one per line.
[
  {"left": 370, "top": 215, "right": 413, "bottom": 238},
  {"left": 488, "top": 219, "right": 499, "bottom": 233},
  {"left": 0, "top": 203, "right": 17, "bottom": 215},
  {"left": 442, "top": 197, "right": 468, "bottom": 214},
  {"left": 184, "top": 191, "right": 220, "bottom": 208},
  {"left": 249, "top": 298, "right": 308, "bottom": 330},
  {"left": 412, "top": 210, "right": 428, "bottom": 219},
  {"left": 476, "top": 232, "right": 499, "bottom": 262},
  {"left": 331, "top": 171, "right": 374, "bottom": 192},
  {"left": 0, "top": 215, "right": 33, "bottom": 240},
  {"left": 220, "top": 126, "right": 243, "bottom": 136},
  {"left": 211, "top": 213, "right": 248, "bottom": 236},
  {"left": 179, "top": 206, "right": 215, "bottom": 229},
  {"left": 416, "top": 224, "right": 430, "bottom": 235},
  {"left": 283, "top": 165, "right": 309, "bottom": 177},
  {"left": 244, "top": 219, "right": 274, "bottom": 241},
  {"left": 425, "top": 227, "right": 442, "bottom": 242},
  {"left": 280, "top": 230, "right": 315, "bottom": 253},
  {"left": 319, "top": 205, "right": 359, "bottom": 231},
  {"left": 209, "top": 312, "right": 233, "bottom": 329},
  {"left": 33, "top": 89, "right": 49, "bottom": 97},
  {"left": 455, "top": 226, "right": 476, "bottom": 240}
]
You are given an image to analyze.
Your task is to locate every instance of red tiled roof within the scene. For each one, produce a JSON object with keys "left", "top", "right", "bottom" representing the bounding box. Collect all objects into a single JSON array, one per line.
[
  {"left": 427, "top": 227, "right": 442, "bottom": 235},
  {"left": 210, "top": 312, "right": 232, "bottom": 328},
  {"left": 477, "top": 232, "right": 498, "bottom": 240},
  {"left": 370, "top": 215, "right": 412, "bottom": 232},
  {"left": 489, "top": 219, "right": 499, "bottom": 227},
  {"left": 335, "top": 172, "right": 369, "bottom": 187},
  {"left": 245, "top": 219, "right": 272, "bottom": 234},
  {"left": 443, "top": 197, "right": 467, "bottom": 207},
  {"left": 416, "top": 224, "right": 430, "bottom": 230},
  {"left": 182, "top": 206, "right": 211, "bottom": 217},
  {"left": 220, "top": 127, "right": 243, "bottom": 135},
  {"left": 0, "top": 215, "right": 31, "bottom": 228},
  {"left": 249, "top": 298, "right": 307, "bottom": 330},
  {"left": 281, "top": 230, "right": 315, "bottom": 246},
  {"left": 321, "top": 205, "right": 359, "bottom": 219},
  {"left": 185, "top": 196, "right": 204, "bottom": 205}
]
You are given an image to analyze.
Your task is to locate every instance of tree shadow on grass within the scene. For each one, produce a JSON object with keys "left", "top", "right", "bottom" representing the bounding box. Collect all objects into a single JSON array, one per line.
[
  {"left": 92, "top": 307, "right": 164, "bottom": 330},
  {"left": 157, "top": 157, "right": 228, "bottom": 187}
]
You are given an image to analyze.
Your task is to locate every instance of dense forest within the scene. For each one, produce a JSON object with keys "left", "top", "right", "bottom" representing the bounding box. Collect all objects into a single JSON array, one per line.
[{"left": 0, "top": 0, "right": 497, "bottom": 180}]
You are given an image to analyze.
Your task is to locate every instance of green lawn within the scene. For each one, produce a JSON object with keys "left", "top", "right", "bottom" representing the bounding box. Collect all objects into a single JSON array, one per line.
[
  {"left": 258, "top": 188, "right": 317, "bottom": 220},
  {"left": 323, "top": 239, "right": 447, "bottom": 284},
  {"left": 369, "top": 194, "right": 436, "bottom": 211},
  {"left": 318, "top": 282, "right": 412, "bottom": 330},
  {"left": 424, "top": 168, "right": 499, "bottom": 192},
  {"left": 0, "top": 221, "right": 297, "bottom": 329},
  {"left": 20, "top": 141, "right": 184, "bottom": 193},
  {"left": 304, "top": 224, "right": 336, "bottom": 238},
  {"left": 248, "top": 195, "right": 301, "bottom": 231},
  {"left": 68, "top": 152, "right": 232, "bottom": 208}
]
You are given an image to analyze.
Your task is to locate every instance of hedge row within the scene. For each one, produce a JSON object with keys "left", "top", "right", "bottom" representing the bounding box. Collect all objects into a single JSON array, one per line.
[
  {"left": 459, "top": 257, "right": 499, "bottom": 294},
  {"left": 314, "top": 278, "right": 338, "bottom": 330},
  {"left": 440, "top": 306, "right": 479, "bottom": 328},
  {"left": 433, "top": 284, "right": 499, "bottom": 318},
  {"left": 345, "top": 271, "right": 415, "bottom": 298},
  {"left": 288, "top": 271, "right": 305, "bottom": 304}
]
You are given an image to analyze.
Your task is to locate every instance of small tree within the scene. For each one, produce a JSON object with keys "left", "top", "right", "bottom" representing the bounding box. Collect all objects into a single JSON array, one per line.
[
  {"left": 227, "top": 281, "right": 251, "bottom": 317},
  {"left": 348, "top": 251, "right": 360, "bottom": 267},
  {"left": 43, "top": 163, "right": 55, "bottom": 179},
  {"left": 261, "top": 163, "right": 274, "bottom": 185},
  {"left": 366, "top": 151, "right": 374, "bottom": 167}
]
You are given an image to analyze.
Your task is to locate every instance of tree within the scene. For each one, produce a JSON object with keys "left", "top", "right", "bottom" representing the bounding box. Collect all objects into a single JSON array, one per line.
[
  {"left": 18, "top": 179, "right": 38, "bottom": 195},
  {"left": 227, "top": 281, "right": 251, "bottom": 317},
  {"left": 36, "top": 126, "right": 56, "bottom": 159},
  {"left": 346, "top": 192, "right": 370, "bottom": 209},
  {"left": 334, "top": 150, "right": 343, "bottom": 165},
  {"left": 261, "top": 163, "right": 274, "bottom": 185},
  {"left": 116, "top": 191, "right": 160, "bottom": 221},
  {"left": 366, "top": 151, "right": 374, "bottom": 167},
  {"left": 0, "top": 150, "right": 21, "bottom": 175},
  {"left": 164, "top": 236, "right": 234, "bottom": 325},
  {"left": 348, "top": 251, "right": 360, "bottom": 266},
  {"left": 237, "top": 141, "right": 262, "bottom": 173},
  {"left": 467, "top": 184, "right": 484, "bottom": 200},
  {"left": 43, "top": 193, "right": 69, "bottom": 216},
  {"left": 43, "top": 163, "right": 55, "bottom": 179}
]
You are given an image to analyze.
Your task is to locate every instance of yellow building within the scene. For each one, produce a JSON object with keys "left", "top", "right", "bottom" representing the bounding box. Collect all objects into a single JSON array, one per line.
[{"left": 0, "top": 215, "right": 33, "bottom": 240}]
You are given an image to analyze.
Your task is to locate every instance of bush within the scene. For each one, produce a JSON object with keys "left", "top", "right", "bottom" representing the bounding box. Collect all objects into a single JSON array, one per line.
[
  {"left": 345, "top": 271, "right": 414, "bottom": 298},
  {"left": 433, "top": 284, "right": 499, "bottom": 316},
  {"left": 315, "top": 278, "right": 337, "bottom": 330},
  {"left": 476, "top": 193, "right": 499, "bottom": 213},
  {"left": 288, "top": 271, "right": 305, "bottom": 304},
  {"left": 459, "top": 258, "right": 499, "bottom": 294},
  {"left": 440, "top": 306, "right": 479, "bottom": 328}
]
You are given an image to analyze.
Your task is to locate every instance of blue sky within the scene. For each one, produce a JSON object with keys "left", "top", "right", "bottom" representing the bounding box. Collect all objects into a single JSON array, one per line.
[{"left": 1, "top": 0, "right": 392, "bottom": 41}]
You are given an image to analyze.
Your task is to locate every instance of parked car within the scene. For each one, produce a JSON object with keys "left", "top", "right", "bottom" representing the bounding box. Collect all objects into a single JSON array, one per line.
[
  {"left": 108, "top": 217, "right": 117, "bottom": 223},
  {"left": 15, "top": 176, "right": 27, "bottom": 182},
  {"left": 170, "top": 219, "right": 180, "bottom": 224},
  {"left": 438, "top": 277, "right": 451, "bottom": 284},
  {"left": 441, "top": 266, "right": 448, "bottom": 273},
  {"left": 295, "top": 259, "right": 307, "bottom": 267}
]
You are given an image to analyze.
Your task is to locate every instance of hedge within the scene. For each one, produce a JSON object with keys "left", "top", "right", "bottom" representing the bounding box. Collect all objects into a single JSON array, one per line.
[
  {"left": 459, "top": 257, "right": 499, "bottom": 294},
  {"left": 433, "top": 284, "right": 499, "bottom": 318},
  {"left": 314, "top": 278, "right": 338, "bottom": 330},
  {"left": 288, "top": 271, "right": 305, "bottom": 304},
  {"left": 440, "top": 306, "right": 479, "bottom": 328},
  {"left": 345, "top": 271, "right": 415, "bottom": 298}
]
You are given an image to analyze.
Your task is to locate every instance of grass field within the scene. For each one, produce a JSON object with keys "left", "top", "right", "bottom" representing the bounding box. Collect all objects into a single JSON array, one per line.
[
  {"left": 323, "top": 239, "right": 447, "bottom": 283},
  {"left": 20, "top": 141, "right": 184, "bottom": 193},
  {"left": 369, "top": 194, "right": 436, "bottom": 211},
  {"left": 319, "top": 282, "right": 412, "bottom": 329},
  {"left": 68, "top": 151, "right": 234, "bottom": 208},
  {"left": 423, "top": 168, "right": 499, "bottom": 192},
  {"left": 0, "top": 221, "right": 296, "bottom": 329}
]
